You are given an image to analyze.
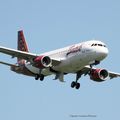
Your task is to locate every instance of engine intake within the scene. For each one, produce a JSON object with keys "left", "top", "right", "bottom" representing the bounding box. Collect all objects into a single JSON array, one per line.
[
  {"left": 90, "top": 69, "right": 109, "bottom": 82},
  {"left": 33, "top": 56, "right": 52, "bottom": 68}
]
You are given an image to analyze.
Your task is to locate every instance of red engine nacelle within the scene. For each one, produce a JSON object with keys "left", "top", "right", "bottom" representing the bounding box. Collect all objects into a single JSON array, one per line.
[
  {"left": 33, "top": 55, "right": 52, "bottom": 68},
  {"left": 90, "top": 69, "right": 109, "bottom": 82}
]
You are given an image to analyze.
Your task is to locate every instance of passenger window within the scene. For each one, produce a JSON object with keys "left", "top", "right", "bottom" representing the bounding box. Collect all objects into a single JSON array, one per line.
[
  {"left": 98, "top": 44, "right": 102, "bottom": 46},
  {"left": 94, "top": 44, "right": 97, "bottom": 46}
]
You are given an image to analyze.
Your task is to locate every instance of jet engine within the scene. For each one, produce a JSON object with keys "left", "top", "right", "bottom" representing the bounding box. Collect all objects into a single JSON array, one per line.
[
  {"left": 33, "top": 56, "right": 52, "bottom": 68},
  {"left": 89, "top": 69, "right": 109, "bottom": 82}
]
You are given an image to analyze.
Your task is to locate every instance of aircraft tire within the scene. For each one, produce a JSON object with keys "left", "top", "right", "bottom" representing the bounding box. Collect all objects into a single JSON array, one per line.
[
  {"left": 35, "top": 74, "right": 39, "bottom": 80},
  {"left": 71, "top": 81, "right": 76, "bottom": 88},
  {"left": 75, "top": 83, "right": 80, "bottom": 89},
  {"left": 40, "top": 75, "right": 44, "bottom": 81}
]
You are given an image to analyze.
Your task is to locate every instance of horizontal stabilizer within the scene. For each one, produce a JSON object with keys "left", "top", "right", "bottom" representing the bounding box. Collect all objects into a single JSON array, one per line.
[{"left": 0, "top": 61, "right": 16, "bottom": 67}]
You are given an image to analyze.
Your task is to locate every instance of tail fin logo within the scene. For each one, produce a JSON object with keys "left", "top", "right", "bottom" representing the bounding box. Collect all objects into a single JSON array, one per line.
[
  {"left": 17, "top": 30, "right": 29, "bottom": 65},
  {"left": 18, "top": 30, "right": 29, "bottom": 52}
]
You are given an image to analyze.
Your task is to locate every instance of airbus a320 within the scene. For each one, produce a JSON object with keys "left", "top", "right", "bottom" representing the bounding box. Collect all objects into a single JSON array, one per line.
[{"left": 0, "top": 30, "right": 120, "bottom": 89}]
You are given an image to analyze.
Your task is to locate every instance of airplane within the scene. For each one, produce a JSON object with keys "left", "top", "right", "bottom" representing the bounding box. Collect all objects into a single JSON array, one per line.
[{"left": 0, "top": 30, "right": 120, "bottom": 89}]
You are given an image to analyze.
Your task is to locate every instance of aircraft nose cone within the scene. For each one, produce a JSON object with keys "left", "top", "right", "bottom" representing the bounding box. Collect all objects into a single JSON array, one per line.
[
  {"left": 103, "top": 48, "right": 109, "bottom": 57},
  {"left": 100, "top": 48, "right": 109, "bottom": 58},
  {"left": 96, "top": 47, "right": 109, "bottom": 61}
]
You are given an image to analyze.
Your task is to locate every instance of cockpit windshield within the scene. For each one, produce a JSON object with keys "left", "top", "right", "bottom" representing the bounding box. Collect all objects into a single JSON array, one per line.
[{"left": 91, "top": 43, "right": 106, "bottom": 47}]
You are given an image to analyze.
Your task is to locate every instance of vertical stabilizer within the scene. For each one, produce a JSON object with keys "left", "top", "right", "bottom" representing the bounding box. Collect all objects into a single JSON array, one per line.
[{"left": 17, "top": 30, "right": 29, "bottom": 65}]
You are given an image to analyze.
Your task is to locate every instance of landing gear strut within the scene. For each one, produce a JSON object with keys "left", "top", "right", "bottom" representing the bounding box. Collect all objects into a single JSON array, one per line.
[
  {"left": 90, "top": 60, "right": 100, "bottom": 68},
  {"left": 89, "top": 60, "right": 100, "bottom": 74},
  {"left": 71, "top": 71, "right": 81, "bottom": 89}
]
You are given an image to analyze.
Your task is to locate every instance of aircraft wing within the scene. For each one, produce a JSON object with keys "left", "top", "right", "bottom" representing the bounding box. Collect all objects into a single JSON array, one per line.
[
  {"left": 0, "top": 46, "right": 61, "bottom": 66},
  {"left": 82, "top": 66, "right": 120, "bottom": 79},
  {"left": 0, "top": 46, "right": 37, "bottom": 60},
  {"left": 108, "top": 71, "right": 120, "bottom": 79}
]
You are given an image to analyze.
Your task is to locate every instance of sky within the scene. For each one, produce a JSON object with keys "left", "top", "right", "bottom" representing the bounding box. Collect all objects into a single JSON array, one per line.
[{"left": 0, "top": 0, "right": 120, "bottom": 120}]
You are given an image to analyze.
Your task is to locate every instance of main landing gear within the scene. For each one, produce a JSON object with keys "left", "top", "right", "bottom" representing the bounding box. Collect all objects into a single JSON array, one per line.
[
  {"left": 35, "top": 69, "right": 44, "bottom": 81},
  {"left": 35, "top": 74, "right": 44, "bottom": 81},
  {"left": 71, "top": 81, "right": 80, "bottom": 89},
  {"left": 71, "top": 71, "right": 81, "bottom": 89}
]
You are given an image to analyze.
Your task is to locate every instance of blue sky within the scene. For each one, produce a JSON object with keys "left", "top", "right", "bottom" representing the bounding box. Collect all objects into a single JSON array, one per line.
[{"left": 0, "top": 0, "right": 120, "bottom": 120}]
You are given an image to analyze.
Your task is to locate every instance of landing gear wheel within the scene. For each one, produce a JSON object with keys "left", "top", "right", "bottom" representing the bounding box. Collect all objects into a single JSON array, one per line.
[
  {"left": 75, "top": 83, "right": 80, "bottom": 89},
  {"left": 71, "top": 81, "right": 80, "bottom": 89},
  {"left": 35, "top": 74, "right": 39, "bottom": 80},
  {"left": 40, "top": 75, "right": 44, "bottom": 81},
  {"left": 71, "top": 81, "right": 76, "bottom": 88}
]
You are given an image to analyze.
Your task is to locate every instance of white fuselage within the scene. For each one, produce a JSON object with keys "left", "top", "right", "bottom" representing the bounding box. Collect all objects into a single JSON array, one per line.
[{"left": 25, "top": 40, "right": 108, "bottom": 76}]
